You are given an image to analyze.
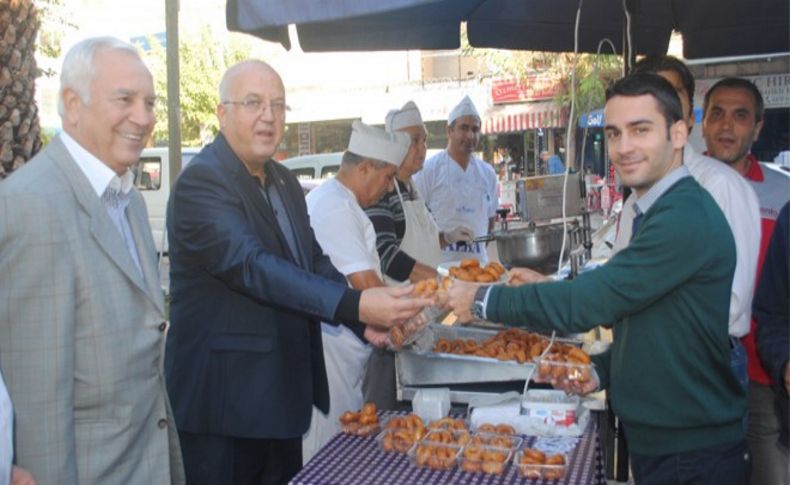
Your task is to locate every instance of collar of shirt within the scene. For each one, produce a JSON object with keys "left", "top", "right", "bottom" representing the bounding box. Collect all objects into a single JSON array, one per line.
[
  {"left": 743, "top": 153, "right": 764, "bottom": 182},
  {"left": 60, "top": 131, "right": 135, "bottom": 197},
  {"left": 634, "top": 165, "right": 690, "bottom": 215}
]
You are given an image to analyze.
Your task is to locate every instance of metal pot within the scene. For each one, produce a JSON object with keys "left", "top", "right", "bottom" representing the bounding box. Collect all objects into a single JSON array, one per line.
[{"left": 478, "top": 222, "right": 566, "bottom": 269}]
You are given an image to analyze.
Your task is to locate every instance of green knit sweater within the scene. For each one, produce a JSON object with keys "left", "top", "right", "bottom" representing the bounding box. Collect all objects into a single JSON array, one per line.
[{"left": 487, "top": 177, "right": 745, "bottom": 455}]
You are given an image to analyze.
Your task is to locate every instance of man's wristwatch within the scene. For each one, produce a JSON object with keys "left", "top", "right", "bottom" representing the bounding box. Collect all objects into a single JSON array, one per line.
[{"left": 471, "top": 285, "right": 490, "bottom": 321}]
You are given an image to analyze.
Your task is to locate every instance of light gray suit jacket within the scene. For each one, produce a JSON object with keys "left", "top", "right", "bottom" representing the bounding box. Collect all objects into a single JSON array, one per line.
[{"left": 0, "top": 137, "right": 185, "bottom": 484}]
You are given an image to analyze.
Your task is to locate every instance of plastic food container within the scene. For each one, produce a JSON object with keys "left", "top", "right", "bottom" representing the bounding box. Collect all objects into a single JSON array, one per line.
[
  {"left": 422, "top": 429, "right": 472, "bottom": 447},
  {"left": 408, "top": 442, "right": 461, "bottom": 470},
  {"left": 535, "top": 356, "right": 593, "bottom": 383},
  {"left": 458, "top": 444, "right": 512, "bottom": 475},
  {"left": 521, "top": 390, "right": 579, "bottom": 427},
  {"left": 376, "top": 415, "right": 428, "bottom": 453},
  {"left": 468, "top": 432, "right": 523, "bottom": 450},
  {"left": 340, "top": 420, "right": 380, "bottom": 437},
  {"left": 514, "top": 450, "right": 568, "bottom": 480},
  {"left": 412, "top": 388, "right": 451, "bottom": 423}
]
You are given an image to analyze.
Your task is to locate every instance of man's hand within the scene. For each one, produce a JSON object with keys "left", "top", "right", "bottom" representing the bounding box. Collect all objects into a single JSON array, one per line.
[
  {"left": 507, "top": 267, "right": 550, "bottom": 286},
  {"left": 784, "top": 363, "right": 789, "bottom": 395},
  {"left": 364, "top": 325, "right": 389, "bottom": 348},
  {"left": 444, "top": 225, "right": 475, "bottom": 244},
  {"left": 359, "top": 285, "right": 430, "bottom": 328},
  {"left": 409, "top": 262, "right": 439, "bottom": 283},
  {"left": 11, "top": 466, "right": 37, "bottom": 485},
  {"left": 443, "top": 280, "right": 479, "bottom": 323}
]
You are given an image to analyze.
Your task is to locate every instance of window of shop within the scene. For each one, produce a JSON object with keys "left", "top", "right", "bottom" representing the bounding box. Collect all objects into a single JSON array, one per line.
[{"left": 313, "top": 119, "right": 354, "bottom": 154}]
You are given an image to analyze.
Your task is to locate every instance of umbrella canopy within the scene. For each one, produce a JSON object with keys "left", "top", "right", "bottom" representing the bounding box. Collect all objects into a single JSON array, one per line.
[{"left": 227, "top": 0, "right": 788, "bottom": 59}]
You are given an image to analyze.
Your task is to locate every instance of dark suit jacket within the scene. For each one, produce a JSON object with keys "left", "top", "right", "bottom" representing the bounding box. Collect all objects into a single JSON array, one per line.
[
  {"left": 754, "top": 202, "right": 789, "bottom": 448},
  {"left": 165, "top": 133, "right": 354, "bottom": 439}
]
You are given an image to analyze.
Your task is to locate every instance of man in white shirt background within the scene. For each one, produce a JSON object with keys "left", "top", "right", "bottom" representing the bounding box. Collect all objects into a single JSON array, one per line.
[
  {"left": 413, "top": 95, "right": 499, "bottom": 263},
  {"left": 302, "top": 121, "right": 410, "bottom": 461}
]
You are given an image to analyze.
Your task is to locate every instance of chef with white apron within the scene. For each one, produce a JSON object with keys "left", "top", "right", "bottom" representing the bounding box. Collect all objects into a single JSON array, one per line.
[
  {"left": 412, "top": 95, "right": 499, "bottom": 264},
  {"left": 389, "top": 182, "right": 443, "bottom": 278},
  {"left": 302, "top": 121, "right": 410, "bottom": 461}
]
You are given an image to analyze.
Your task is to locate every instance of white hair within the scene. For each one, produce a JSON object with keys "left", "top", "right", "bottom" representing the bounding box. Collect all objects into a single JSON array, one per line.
[
  {"left": 218, "top": 59, "right": 279, "bottom": 102},
  {"left": 57, "top": 36, "right": 141, "bottom": 117}
]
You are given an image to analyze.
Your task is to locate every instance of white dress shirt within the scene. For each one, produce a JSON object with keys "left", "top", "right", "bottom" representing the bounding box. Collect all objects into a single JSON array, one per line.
[
  {"left": 60, "top": 132, "right": 142, "bottom": 276},
  {"left": 614, "top": 145, "right": 761, "bottom": 337}
]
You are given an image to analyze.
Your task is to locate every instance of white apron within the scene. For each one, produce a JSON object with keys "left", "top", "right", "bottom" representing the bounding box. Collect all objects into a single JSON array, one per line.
[
  {"left": 302, "top": 322, "right": 372, "bottom": 462},
  {"left": 439, "top": 161, "right": 491, "bottom": 264},
  {"left": 383, "top": 182, "right": 444, "bottom": 286}
]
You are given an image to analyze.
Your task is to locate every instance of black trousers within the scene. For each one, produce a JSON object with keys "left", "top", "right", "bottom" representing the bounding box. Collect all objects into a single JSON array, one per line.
[
  {"left": 630, "top": 439, "right": 750, "bottom": 485},
  {"left": 179, "top": 430, "right": 303, "bottom": 485}
]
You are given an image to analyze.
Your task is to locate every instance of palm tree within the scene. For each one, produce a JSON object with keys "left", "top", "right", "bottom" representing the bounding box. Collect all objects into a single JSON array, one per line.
[{"left": 0, "top": 0, "right": 42, "bottom": 179}]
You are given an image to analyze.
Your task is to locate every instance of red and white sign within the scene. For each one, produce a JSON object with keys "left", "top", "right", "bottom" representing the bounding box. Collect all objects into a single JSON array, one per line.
[
  {"left": 482, "top": 101, "right": 567, "bottom": 134},
  {"left": 491, "top": 75, "right": 562, "bottom": 104}
]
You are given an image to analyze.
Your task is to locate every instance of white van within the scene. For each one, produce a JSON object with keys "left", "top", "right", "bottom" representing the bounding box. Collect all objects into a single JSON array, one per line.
[
  {"left": 280, "top": 152, "right": 343, "bottom": 181},
  {"left": 133, "top": 147, "right": 201, "bottom": 254}
]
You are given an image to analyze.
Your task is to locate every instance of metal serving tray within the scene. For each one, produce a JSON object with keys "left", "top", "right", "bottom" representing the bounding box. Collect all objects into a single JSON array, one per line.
[{"left": 395, "top": 324, "right": 537, "bottom": 386}]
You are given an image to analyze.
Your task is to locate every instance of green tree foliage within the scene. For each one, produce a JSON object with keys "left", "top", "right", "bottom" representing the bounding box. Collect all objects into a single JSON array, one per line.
[
  {"left": 462, "top": 28, "right": 622, "bottom": 168},
  {"left": 146, "top": 28, "right": 252, "bottom": 147}
]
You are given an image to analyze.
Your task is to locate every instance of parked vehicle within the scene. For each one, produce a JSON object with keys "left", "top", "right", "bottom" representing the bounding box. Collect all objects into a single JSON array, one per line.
[
  {"left": 133, "top": 147, "right": 200, "bottom": 254},
  {"left": 280, "top": 152, "right": 343, "bottom": 181}
]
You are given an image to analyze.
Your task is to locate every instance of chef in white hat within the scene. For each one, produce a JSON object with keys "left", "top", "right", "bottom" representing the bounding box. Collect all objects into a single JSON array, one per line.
[
  {"left": 364, "top": 101, "right": 443, "bottom": 287},
  {"left": 360, "top": 101, "right": 447, "bottom": 410},
  {"left": 412, "top": 95, "right": 499, "bottom": 263},
  {"left": 302, "top": 121, "right": 409, "bottom": 460}
]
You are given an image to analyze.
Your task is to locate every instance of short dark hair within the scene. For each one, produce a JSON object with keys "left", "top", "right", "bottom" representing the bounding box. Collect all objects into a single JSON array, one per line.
[
  {"left": 703, "top": 77, "right": 765, "bottom": 122},
  {"left": 631, "top": 55, "right": 694, "bottom": 116},
  {"left": 606, "top": 73, "right": 684, "bottom": 131}
]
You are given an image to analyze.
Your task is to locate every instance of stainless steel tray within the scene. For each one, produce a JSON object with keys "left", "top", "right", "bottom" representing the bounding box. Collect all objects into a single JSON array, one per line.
[{"left": 395, "top": 324, "right": 537, "bottom": 386}]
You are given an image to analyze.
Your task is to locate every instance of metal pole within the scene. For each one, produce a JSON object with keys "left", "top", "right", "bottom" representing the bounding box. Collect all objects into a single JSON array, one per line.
[{"left": 166, "top": 0, "right": 182, "bottom": 185}]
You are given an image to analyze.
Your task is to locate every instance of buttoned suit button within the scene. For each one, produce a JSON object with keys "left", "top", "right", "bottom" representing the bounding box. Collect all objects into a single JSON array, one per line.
[
  {"left": 158, "top": 321, "right": 167, "bottom": 332},
  {"left": 158, "top": 418, "right": 168, "bottom": 429}
]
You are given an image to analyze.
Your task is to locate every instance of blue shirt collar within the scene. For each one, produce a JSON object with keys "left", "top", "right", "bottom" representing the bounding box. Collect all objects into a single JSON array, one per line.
[{"left": 633, "top": 165, "right": 690, "bottom": 216}]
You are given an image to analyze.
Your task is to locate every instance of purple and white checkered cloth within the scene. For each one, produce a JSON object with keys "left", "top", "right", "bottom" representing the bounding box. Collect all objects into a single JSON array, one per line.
[{"left": 291, "top": 412, "right": 605, "bottom": 485}]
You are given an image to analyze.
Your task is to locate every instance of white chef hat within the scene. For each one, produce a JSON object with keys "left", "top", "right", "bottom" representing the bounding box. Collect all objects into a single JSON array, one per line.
[
  {"left": 447, "top": 95, "right": 480, "bottom": 125},
  {"left": 348, "top": 120, "right": 410, "bottom": 166},
  {"left": 385, "top": 100, "right": 424, "bottom": 132}
]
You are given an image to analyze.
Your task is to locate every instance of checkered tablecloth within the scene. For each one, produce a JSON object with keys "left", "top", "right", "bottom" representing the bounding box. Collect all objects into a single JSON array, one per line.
[{"left": 292, "top": 412, "right": 605, "bottom": 485}]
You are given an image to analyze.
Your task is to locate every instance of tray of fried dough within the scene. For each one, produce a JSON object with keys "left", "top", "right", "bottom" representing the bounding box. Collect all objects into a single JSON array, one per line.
[{"left": 394, "top": 325, "right": 552, "bottom": 386}]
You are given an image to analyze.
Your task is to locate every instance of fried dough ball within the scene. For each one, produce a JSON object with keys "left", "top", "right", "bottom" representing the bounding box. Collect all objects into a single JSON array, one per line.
[{"left": 460, "top": 258, "right": 480, "bottom": 269}]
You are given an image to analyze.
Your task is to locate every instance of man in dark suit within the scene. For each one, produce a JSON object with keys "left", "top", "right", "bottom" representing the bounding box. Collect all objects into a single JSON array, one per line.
[{"left": 165, "top": 60, "right": 428, "bottom": 484}]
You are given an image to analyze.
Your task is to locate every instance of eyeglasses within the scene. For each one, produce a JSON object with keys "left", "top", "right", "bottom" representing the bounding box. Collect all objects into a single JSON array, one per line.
[{"left": 222, "top": 98, "right": 290, "bottom": 116}]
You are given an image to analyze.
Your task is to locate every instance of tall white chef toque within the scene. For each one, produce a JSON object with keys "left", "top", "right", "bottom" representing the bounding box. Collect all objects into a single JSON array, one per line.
[
  {"left": 348, "top": 120, "right": 410, "bottom": 167},
  {"left": 447, "top": 95, "right": 480, "bottom": 124},
  {"left": 385, "top": 100, "right": 424, "bottom": 132}
]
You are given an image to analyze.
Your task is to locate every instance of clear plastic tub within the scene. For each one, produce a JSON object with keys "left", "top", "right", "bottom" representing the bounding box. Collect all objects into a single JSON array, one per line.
[
  {"left": 514, "top": 449, "right": 568, "bottom": 480},
  {"left": 422, "top": 429, "right": 472, "bottom": 447},
  {"left": 376, "top": 415, "right": 428, "bottom": 453},
  {"left": 468, "top": 432, "right": 522, "bottom": 450},
  {"left": 409, "top": 442, "right": 461, "bottom": 470},
  {"left": 458, "top": 444, "right": 512, "bottom": 475},
  {"left": 535, "top": 357, "right": 594, "bottom": 382}
]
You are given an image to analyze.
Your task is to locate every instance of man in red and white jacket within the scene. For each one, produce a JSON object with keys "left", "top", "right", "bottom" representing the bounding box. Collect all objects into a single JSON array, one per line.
[{"left": 704, "top": 77, "right": 790, "bottom": 485}]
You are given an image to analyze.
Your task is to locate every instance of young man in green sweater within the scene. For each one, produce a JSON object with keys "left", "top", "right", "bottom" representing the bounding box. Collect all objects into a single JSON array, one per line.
[{"left": 445, "top": 73, "right": 749, "bottom": 484}]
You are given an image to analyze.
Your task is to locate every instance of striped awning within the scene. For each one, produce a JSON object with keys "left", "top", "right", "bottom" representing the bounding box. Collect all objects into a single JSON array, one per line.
[{"left": 482, "top": 101, "right": 567, "bottom": 134}]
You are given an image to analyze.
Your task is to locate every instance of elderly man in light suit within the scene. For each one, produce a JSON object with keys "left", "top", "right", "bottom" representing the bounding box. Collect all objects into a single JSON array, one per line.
[{"left": 0, "top": 37, "right": 184, "bottom": 484}]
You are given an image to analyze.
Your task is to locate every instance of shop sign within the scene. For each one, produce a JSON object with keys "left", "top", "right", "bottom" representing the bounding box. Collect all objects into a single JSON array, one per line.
[
  {"left": 298, "top": 123, "right": 311, "bottom": 155},
  {"left": 491, "top": 75, "right": 561, "bottom": 104},
  {"left": 696, "top": 73, "right": 790, "bottom": 109}
]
